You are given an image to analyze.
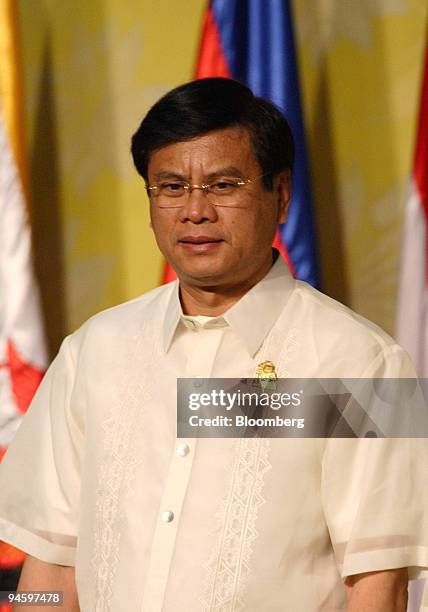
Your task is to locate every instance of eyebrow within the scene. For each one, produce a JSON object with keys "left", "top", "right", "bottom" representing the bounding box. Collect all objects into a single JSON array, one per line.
[
  {"left": 204, "top": 167, "right": 245, "bottom": 180},
  {"left": 152, "top": 166, "right": 246, "bottom": 182},
  {"left": 152, "top": 171, "right": 187, "bottom": 181}
]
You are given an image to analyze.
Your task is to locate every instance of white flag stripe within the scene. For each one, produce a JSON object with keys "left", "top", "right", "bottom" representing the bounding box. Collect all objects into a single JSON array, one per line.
[
  {"left": 0, "top": 109, "right": 47, "bottom": 370},
  {"left": 0, "top": 106, "right": 47, "bottom": 447},
  {"left": 396, "top": 178, "right": 428, "bottom": 375},
  {"left": 395, "top": 36, "right": 428, "bottom": 612}
]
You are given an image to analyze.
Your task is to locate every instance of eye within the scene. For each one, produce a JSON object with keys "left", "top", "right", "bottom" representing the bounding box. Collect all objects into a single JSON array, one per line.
[
  {"left": 209, "top": 180, "right": 240, "bottom": 194},
  {"left": 159, "top": 182, "right": 187, "bottom": 196}
]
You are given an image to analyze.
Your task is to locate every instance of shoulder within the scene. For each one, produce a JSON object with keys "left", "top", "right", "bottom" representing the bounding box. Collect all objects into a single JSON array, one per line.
[
  {"left": 65, "top": 281, "right": 177, "bottom": 359},
  {"left": 294, "top": 280, "right": 394, "bottom": 345},
  {"left": 282, "top": 280, "right": 415, "bottom": 376}
]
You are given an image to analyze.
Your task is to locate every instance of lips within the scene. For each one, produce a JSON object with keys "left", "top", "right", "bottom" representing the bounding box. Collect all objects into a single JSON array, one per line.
[
  {"left": 178, "top": 235, "right": 223, "bottom": 244},
  {"left": 177, "top": 235, "right": 224, "bottom": 253}
]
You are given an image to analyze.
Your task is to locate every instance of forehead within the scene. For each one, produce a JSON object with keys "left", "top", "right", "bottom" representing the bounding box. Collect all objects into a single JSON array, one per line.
[{"left": 148, "top": 126, "right": 259, "bottom": 176}]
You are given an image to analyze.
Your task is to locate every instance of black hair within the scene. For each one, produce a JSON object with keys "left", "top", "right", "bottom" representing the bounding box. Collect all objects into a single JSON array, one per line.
[{"left": 131, "top": 77, "right": 294, "bottom": 190}]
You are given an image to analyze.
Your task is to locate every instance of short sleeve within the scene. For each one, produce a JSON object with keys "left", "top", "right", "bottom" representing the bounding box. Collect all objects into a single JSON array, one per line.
[
  {"left": 321, "top": 344, "right": 428, "bottom": 581},
  {"left": 0, "top": 335, "right": 83, "bottom": 565},
  {"left": 322, "top": 437, "right": 428, "bottom": 580}
]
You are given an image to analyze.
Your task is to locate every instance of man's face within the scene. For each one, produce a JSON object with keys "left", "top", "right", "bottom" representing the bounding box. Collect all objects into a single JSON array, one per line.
[{"left": 147, "top": 126, "right": 290, "bottom": 289}]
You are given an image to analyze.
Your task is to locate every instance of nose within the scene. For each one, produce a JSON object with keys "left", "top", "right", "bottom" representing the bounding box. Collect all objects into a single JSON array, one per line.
[{"left": 177, "top": 187, "right": 218, "bottom": 224}]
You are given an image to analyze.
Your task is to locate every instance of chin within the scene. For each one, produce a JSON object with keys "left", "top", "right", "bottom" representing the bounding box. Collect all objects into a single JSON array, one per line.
[
  {"left": 174, "top": 262, "right": 232, "bottom": 285},
  {"left": 170, "top": 254, "right": 227, "bottom": 276},
  {"left": 181, "top": 270, "right": 227, "bottom": 284}
]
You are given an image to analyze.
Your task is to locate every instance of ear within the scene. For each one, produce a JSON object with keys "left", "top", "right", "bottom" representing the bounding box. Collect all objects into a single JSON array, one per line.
[{"left": 275, "top": 169, "right": 291, "bottom": 224}]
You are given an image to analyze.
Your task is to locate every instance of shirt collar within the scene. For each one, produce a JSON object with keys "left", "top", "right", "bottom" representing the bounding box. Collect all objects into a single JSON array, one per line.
[
  {"left": 223, "top": 255, "right": 294, "bottom": 355},
  {"left": 162, "top": 254, "right": 294, "bottom": 355}
]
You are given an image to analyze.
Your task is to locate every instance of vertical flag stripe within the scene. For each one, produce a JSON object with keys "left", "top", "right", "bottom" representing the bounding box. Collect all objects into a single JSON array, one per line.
[
  {"left": 414, "top": 39, "right": 428, "bottom": 222},
  {"left": 396, "top": 30, "right": 428, "bottom": 378},
  {"left": 195, "top": 7, "right": 232, "bottom": 79}
]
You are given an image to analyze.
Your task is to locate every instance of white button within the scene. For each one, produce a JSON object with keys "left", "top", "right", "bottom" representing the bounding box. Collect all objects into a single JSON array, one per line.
[
  {"left": 177, "top": 443, "right": 190, "bottom": 457},
  {"left": 161, "top": 510, "right": 174, "bottom": 523}
]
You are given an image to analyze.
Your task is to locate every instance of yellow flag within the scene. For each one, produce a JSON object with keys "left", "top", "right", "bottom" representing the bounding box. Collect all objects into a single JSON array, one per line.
[{"left": 0, "top": 0, "right": 28, "bottom": 199}]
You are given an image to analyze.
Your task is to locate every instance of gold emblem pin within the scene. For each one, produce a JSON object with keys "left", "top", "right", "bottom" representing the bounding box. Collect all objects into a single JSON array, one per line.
[{"left": 256, "top": 361, "right": 277, "bottom": 381}]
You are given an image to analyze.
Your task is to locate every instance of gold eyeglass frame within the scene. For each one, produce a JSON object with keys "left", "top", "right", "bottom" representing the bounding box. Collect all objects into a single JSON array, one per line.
[{"left": 144, "top": 172, "right": 270, "bottom": 204}]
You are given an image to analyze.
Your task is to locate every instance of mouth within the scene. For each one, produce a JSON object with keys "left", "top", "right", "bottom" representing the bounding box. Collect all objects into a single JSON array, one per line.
[{"left": 178, "top": 235, "right": 224, "bottom": 252}]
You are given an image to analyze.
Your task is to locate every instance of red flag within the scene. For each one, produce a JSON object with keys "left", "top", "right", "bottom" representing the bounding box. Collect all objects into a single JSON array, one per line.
[{"left": 396, "top": 34, "right": 428, "bottom": 376}]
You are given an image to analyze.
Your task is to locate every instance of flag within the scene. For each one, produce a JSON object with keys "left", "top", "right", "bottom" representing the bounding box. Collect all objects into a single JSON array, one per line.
[
  {"left": 0, "top": 0, "right": 47, "bottom": 585},
  {"left": 396, "top": 34, "right": 428, "bottom": 376},
  {"left": 163, "top": 0, "right": 320, "bottom": 287},
  {"left": 395, "top": 29, "right": 428, "bottom": 612}
]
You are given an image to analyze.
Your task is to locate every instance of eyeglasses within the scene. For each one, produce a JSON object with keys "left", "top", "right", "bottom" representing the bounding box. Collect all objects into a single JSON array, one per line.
[{"left": 145, "top": 173, "right": 269, "bottom": 208}]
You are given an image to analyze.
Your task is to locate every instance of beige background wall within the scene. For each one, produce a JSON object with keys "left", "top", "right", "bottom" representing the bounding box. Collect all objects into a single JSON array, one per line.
[{"left": 17, "top": 0, "right": 428, "bottom": 357}]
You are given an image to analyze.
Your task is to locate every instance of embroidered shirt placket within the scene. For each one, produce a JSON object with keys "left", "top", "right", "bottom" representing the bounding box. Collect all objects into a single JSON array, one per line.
[{"left": 140, "top": 323, "right": 223, "bottom": 611}]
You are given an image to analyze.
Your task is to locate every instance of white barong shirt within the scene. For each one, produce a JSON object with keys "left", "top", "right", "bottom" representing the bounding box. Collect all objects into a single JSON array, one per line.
[{"left": 0, "top": 256, "right": 427, "bottom": 611}]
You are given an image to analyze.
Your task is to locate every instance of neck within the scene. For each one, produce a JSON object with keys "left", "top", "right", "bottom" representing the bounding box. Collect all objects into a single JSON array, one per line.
[{"left": 179, "top": 255, "right": 273, "bottom": 316}]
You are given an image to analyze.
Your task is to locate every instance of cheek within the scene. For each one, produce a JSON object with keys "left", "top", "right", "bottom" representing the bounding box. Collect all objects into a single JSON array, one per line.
[
  {"left": 231, "top": 208, "right": 277, "bottom": 243},
  {"left": 150, "top": 205, "right": 173, "bottom": 229},
  {"left": 150, "top": 209, "right": 174, "bottom": 242}
]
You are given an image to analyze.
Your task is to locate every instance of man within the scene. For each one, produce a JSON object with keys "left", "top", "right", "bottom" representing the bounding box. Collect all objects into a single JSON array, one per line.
[{"left": 0, "top": 78, "right": 427, "bottom": 611}]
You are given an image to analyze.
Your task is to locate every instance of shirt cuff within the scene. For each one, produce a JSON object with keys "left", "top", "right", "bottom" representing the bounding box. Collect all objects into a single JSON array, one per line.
[
  {"left": 341, "top": 545, "right": 428, "bottom": 581},
  {"left": 0, "top": 518, "right": 76, "bottom": 566}
]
